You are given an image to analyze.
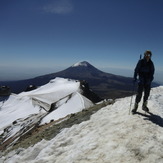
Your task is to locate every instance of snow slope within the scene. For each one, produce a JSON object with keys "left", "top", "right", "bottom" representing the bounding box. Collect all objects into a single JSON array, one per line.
[
  {"left": 40, "top": 92, "right": 94, "bottom": 125},
  {"left": 0, "top": 94, "right": 45, "bottom": 136},
  {"left": 1, "top": 86, "right": 163, "bottom": 163},
  {"left": 0, "top": 78, "right": 94, "bottom": 145}
]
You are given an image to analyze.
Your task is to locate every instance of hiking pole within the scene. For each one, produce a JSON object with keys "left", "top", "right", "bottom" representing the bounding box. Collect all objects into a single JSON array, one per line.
[{"left": 129, "top": 82, "right": 135, "bottom": 115}]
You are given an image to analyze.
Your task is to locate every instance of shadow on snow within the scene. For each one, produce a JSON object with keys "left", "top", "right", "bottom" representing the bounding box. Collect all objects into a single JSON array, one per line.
[{"left": 136, "top": 112, "right": 163, "bottom": 127}]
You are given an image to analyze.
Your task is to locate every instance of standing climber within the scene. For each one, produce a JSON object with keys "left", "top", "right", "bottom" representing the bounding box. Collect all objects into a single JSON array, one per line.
[{"left": 132, "top": 50, "right": 155, "bottom": 114}]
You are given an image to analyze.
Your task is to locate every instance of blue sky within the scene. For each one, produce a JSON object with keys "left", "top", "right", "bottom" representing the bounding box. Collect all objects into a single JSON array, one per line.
[{"left": 0, "top": 0, "right": 163, "bottom": 83}]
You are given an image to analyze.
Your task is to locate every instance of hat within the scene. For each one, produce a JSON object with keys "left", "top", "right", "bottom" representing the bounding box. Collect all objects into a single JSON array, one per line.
[{"left": 144, "top": 50, "right": 152, "bottom": 56}]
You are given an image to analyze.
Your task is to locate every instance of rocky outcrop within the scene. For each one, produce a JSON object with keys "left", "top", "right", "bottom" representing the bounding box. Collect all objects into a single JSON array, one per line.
[{"left": 0, "top": 86, "right": 11, "bottom": 96}]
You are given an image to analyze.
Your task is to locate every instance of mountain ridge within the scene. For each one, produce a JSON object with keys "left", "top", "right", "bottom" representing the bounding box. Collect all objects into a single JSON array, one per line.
[
  {"left": 0, "top": 61, "right": 159, "bottom": 99},
  {"left": 0, "top": 78, "right": 102, "bottom": 151}
]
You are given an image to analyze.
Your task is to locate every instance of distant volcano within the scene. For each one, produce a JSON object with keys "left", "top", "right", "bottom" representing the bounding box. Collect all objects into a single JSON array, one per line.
[
  {"left": 0, "top": 61, "right": 159, "bottom": 99},
  {"left": 36, "top": 61, "right": 115, "bottom": 80}
]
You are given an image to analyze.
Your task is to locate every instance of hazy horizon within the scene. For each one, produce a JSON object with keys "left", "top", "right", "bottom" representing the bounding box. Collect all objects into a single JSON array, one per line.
[
  {"left": 1, "top": 0, "right": 163, "bottom": 84},
  {"left": 0, "top": 61, "right": 162, "bottom": 85}
]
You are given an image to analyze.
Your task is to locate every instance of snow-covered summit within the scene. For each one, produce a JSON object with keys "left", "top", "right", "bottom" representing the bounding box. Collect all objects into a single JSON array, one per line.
[
  {"left": 72, "top": 61, "right": 90, "bottom": 67},
  {"left": 1, "top": 84, "right": 163, "bottom": 163}
]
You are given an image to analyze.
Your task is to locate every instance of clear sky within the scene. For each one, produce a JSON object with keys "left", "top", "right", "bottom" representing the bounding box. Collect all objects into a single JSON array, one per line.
[{"left": 0, "top": 0, "right": 163, "bottom": 83}]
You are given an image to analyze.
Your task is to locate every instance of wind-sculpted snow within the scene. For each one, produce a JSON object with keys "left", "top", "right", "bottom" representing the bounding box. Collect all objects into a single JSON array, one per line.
[
  {"left": 0, "top": 95, "right": 45, "bottom": 136},
  {"left": 0, "top": 78, "right": 94, "bottom": 149},
  {"left": 18, "top": 78, "right": 80, "bottom": 105},
  {"left": 40, "top": 92, "right": 94, "bottom": 125},
  {"left": 1, "top": 86, "right": 163, "bottom": 163}
]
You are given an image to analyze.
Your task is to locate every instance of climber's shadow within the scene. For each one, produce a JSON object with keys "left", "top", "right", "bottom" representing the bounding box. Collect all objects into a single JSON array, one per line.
[{"left": 136, "top": 112, "right": 163, "bottom": 127}]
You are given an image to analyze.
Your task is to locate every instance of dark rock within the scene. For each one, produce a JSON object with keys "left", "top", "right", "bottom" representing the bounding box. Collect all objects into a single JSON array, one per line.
[
  {"left": 25, "top": 85, "right": 37, "bottom": 92},
  {"left": 0, "top": 86, "right": 11, "bottom": 96}
]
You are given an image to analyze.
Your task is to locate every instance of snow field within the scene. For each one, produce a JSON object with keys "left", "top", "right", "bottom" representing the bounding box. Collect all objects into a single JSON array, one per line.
[{"left": 2, "top": 86, "right": 163, "bottom": 163}]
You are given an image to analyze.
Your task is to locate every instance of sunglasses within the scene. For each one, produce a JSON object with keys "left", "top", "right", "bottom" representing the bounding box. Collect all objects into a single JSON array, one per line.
[{"left": 145, "top": 54, "right": 151, "bottom": 57}]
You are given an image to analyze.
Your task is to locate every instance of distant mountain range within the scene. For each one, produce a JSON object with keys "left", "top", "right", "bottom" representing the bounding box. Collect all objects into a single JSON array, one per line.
[{"left": 0, "top": 61, "right": 159, "bottom": 99}]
